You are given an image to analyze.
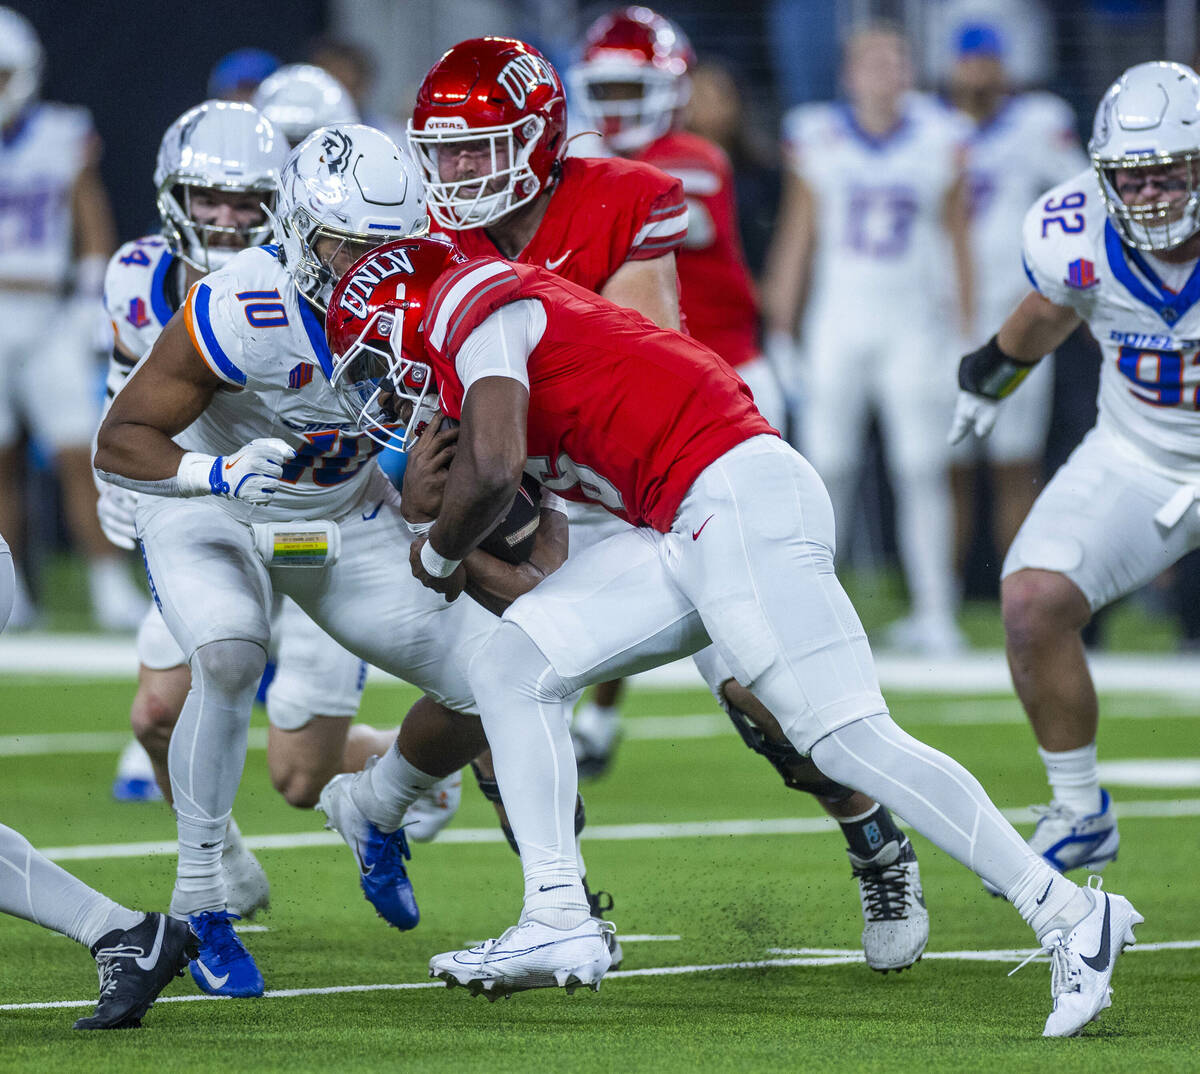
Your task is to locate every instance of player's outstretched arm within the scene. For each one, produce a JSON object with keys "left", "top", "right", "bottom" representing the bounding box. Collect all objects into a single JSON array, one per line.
[
  {"left": 760, "top": 170, "right": 816, "bottom": 337},
  {"left": 95, "top": 310, "right": 222, "bottom": 482},
  {"left": 948, "top": 291, "right": 1081, "bottom": 444},
  {"left": 942, "top": 169, "right": 976, "bottom": 334}
]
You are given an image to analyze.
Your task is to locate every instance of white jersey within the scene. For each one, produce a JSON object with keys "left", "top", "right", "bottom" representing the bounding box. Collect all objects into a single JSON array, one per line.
[
  {"left": 0, "top": 104, "right": 95, "bottom": 287},
  {"left": 1023, "top": 170, "right": 1200, "bottom": 471},
  {"left": 960, "top": 93, "right": 1087, "bottom": 330},
  {"left": 103, "top": 234, "right": 181, "bottom": 395},
  {"left": 782, "top": 95, "right": 967, "bottom": 326},
  {"left": 180, "top": 244, "right": 383, "bottom": 523}
]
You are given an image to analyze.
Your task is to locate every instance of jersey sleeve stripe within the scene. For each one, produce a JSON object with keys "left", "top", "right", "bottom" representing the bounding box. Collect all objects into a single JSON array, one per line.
[
  {"left": 428, "top": 262, "right": 515, "bottom": 351},
  {"left": 445, "top": 273, "right": 523, "bottom": 354},
  {"left": 632, "top": 213, "right": 688, "bottom": 251},
  {"left": 645, "top": 199, "right": 688, "bottom": 219},
  {"left": 185, "top": 282, "right": 246, "bottom": 387}
]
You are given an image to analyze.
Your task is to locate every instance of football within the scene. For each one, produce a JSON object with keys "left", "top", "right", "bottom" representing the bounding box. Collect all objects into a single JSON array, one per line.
[{"left": 477, "top": 472, "right": 542, "bottom": 564}]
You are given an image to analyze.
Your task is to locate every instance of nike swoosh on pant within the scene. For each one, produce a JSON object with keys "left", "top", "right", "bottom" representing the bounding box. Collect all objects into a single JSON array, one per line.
[
  {"left": 1080, "top": 895, "right": 1112, "bottom": 971},
  {"left": 193, "top": 958, "right": 230, "bottom": 990},
  {"left": 134, "top": 915, "right": 166, "bottom": 970}
]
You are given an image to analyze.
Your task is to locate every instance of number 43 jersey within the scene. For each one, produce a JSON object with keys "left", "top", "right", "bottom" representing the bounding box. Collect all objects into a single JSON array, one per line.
[
  {"left": 178, "top": 244, "right": 383, "bottom": 522},
  {"left": 1022, "top": 169, "right": 1200, "bottom": 471}
]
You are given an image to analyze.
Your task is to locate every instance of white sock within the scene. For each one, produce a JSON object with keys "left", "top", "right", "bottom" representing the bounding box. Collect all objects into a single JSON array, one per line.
[
  {"left": 1038, "top": 743, "right": 1102, "bottom": 816},
  {"left": 0, "top": 823, "right": 143, "bottom": 947},
  {"left": 1006, "top": 859, "right": 1093, "bottom": 942},
  {"left": 351, "top": 749, "right": 437, "bottom": 832}
]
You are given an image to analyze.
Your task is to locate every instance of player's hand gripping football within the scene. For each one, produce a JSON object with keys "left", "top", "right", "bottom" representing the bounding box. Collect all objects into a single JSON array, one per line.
[
  {"left": 947, "top": 391, "right": 1001, "bottom": 444},
  {"left": 400, "top": 412, "right": 458, "bottom": 525},
  {"left": 202, "top": 438, "right": 297, "bottom": 505},
  {"left": 96, "top": 484, "right": 140, "bottom": 550},
  {"left": 410, "top": 535, "right": 467, "bottom": 602}
]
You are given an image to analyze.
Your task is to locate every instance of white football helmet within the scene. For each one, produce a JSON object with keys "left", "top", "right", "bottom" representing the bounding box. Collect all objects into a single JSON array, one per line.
[
  {"left": 1090, "top": 61, "right": 1200, "bottom": 252},
  {"left": 273, "top": 124, "right": 429, "bottom": 313},
  {"left": 154, "top": 100, "right": 288, "bottom": 272},
  {"left": 0, "top": 7, "right": 43, "bottom": 128},
  {"left": 251, "top": 64, "right": 360, "bottom": 147}
]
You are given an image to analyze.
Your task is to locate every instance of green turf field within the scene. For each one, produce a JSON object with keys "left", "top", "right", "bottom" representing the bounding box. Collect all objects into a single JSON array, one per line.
[{"left": 1, "top": 676, "right": 1197, "bottom": 1072}]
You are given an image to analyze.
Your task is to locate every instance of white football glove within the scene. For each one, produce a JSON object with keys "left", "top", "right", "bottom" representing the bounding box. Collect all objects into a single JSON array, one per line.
[
  {"left": 96, "top": 484, "right": 139, "bottom": 550},
  {"left": 947, "top": 390, "right": 1002, "bottom": 445},
  {"left": 178, "top": 438, "right": 298, "bottom": 506}
]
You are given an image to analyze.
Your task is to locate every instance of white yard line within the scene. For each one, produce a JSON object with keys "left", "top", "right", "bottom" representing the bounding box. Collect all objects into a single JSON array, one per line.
[
  {"left": 2, "top": 940, "right": 1194, "bottom": 1013},
  {"left": 36, "top": 797, "right": 1200, "bottom": 863},
  {"left": 7, "top": 634, "right": 1200, "bottom": 695}
]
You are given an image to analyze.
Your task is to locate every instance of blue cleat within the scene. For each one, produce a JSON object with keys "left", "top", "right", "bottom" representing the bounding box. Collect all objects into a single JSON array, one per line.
[
  {"left": 187, "top": 911, "right": 264, "bottom": 997},
  {"left": 1029, "top": 789, "right": 1120, "bottom": 874},
  {"left": 317, "top": 772, "right": 419, "bottom": 930}
]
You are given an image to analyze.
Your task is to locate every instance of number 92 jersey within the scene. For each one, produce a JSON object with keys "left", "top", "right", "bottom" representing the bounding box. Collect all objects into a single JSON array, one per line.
[
  {"left": 179, "top": 244, "right": 384, "bottom": 522},
  {"left": 1022, "top": 169, "right": 1200, "bottom": 472}
]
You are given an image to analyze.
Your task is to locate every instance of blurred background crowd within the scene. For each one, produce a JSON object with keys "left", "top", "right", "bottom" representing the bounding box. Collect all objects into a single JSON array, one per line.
[{"left": 2, "top": 0, "right": 1198, "bottom": 652}]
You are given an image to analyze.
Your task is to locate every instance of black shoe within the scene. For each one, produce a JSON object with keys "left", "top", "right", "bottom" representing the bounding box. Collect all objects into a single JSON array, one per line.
[
  {"left": 73, "top": 913, "right": 199, "bottom": 1029},
  {"left": 585, "top": 888, "right": 623, "bottom": 969}
]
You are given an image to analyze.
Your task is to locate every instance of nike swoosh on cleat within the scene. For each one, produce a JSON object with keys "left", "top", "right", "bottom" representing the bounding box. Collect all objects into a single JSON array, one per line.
[
  {"left": 1080, "top": 895, "right": 1112, "bottom": 971},
  {"left": 134, "top": 915, "right": 166, "bottom": 971},
  {"left": 354, "top": 837, "right": 374, "bottom": 876},
  {"left": 537, "top": 883, "right": 572, "bottom": 893},
  {"left": 1035, "top": 879, "right": 1054, "bottom": 906},
  {"left": 193, "top": 959, "right": 230, "bottom": 990},
  {"left": 692, "top": 514, "right": 715, "bottom": 541}
]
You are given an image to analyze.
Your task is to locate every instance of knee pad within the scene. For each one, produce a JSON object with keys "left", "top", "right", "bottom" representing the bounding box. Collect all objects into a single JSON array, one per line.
[
  {"left": 190, "top": 638, "right": 267, "bottom": 699},
  {"left": 724, "top": 699, "right": 854, "bottom": 802}
]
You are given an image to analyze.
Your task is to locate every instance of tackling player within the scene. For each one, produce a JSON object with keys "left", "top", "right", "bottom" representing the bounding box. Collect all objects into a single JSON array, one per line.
[
  {"left": 98, "top": 101, "right": 411, "bottom": 946},
  {"left": 0, "top": 6, "right": 143, "bottom": 630},
  {"left": 94, "top": 124, "right": 573, "bottom": 1001},
  {"left": 949, "top": 62, "right": 1200, "bottom": 880},
  {"left": 762, "top": 23, "right": 971, "bottom": 656},
  {"left": 327, "top": 237, "right": 1142, "bottom": 1036},
  {"left": 406, "top": 33, "right": 926, "bottom": 973}
]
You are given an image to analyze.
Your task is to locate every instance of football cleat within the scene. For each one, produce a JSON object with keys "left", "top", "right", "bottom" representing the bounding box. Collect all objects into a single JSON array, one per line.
[
  {"left": 881, "top": 612, "right": 966, "bottom": 657},
  {"left": 72, "top": 913, "right": 198, "bottom": 1029},
  {"left": 571, "top": 702, "right": 622, "bottom": 780},
  {"left": 585, "top": 887, "right": 623, "bottom": 970},
  {"left": 317, "top": 773, "right": 419, "bottom": 930},
  {"left": 1010, "top": 877, "right": 1143, "bottom": 1037},
  {"left": 402, "top": 771, "right": 463, "bottom": 843},
  {"left": 850, "top": 836, "right": 929, "bottom": 973},
  {"left": 222, "top": 838, "right": 270, "bottom": 920},
  {"left": 111, "top": 739, "right": 164, "bottom": 803},
  {"left": 187, "top": 911, "right": 264, "bottom": 998},
  {"left": 1029, "top": 789, "right": 1120, "bottom": 874},
  {"left": 430, "top": 916, "right": 614, "bottom": 999}
]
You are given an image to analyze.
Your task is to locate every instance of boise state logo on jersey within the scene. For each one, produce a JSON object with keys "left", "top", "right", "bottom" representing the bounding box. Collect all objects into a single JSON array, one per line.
[{"left": 1066, "top": 258, "right": 1099, "bottom": 289}]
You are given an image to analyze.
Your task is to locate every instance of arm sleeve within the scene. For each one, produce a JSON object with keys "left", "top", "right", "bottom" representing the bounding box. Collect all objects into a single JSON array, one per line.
[{"left": 454, "top": 299, "right": 547, "bottom": 394}]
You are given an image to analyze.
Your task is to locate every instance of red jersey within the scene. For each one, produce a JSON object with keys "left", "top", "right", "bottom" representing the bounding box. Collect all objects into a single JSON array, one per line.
[
  {"left": 424, "top": 257, "right": 777, "bottom": 532},
  {"left": 635, "top": 131, "right": 760, "bottom": 368},
  {"left": 430, "top": 155, "right": 687, "bottom": 293}
]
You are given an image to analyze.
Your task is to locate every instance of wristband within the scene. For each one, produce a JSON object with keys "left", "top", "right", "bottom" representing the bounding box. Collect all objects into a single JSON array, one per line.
[
  {"left": 404, "top": 518, "right": 435, "bottom": 536},
  {"left": 420, "top": 539, "right": 461, "bottom": 578},
  {"left": 958, "top": 335, "right": 1036, "bottom": 400},
  {"left": 176, "top": 452, "right": 221, "bottom": 497}
]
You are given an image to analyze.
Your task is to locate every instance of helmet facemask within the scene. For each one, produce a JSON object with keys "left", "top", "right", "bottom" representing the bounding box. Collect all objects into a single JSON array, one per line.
[
  {"left": 408, "top": 116, "right": 547, "bottom": 229},
  {"left": 274, "top": 204, "right": 396, "bottom": 313},
  {"left": 157, "top": 179, "right": 277, "bottom": 272},
  {"left": 328, "top": 304, "right": 435, "bottom": 452},
  {"left": 1093, "top": 152, "right": 1200, "bottom": 253},
  {"left": 569, "top": 61, "right": 689, "bottom": 153}
]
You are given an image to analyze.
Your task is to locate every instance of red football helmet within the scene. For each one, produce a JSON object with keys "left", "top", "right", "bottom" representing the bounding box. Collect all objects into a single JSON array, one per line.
[
  {"left": 407, "top": 37, "right": 567, "bottom": 230},
  {"left": 325, "top": 237, "right": 467, "bottom": 450},
  {"left": 567, "top": 7, "right": 694, "bottom": 153}
]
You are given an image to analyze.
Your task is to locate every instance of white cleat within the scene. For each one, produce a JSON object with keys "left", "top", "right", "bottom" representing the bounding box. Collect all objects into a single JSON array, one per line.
[
  {"left": 571, "top": 702, "right": 622, "bottom": 779},
  {"left": 429, "top": 916, "right": 615, "bottom": 999},
  {"left": 402, "top": 771, "right": 463, "bottom": 843},
  {"left": 881, "top": 613, "right": 966, "bottom": 657},
  {"left": 1021, "top": 877, "right": 1143, "bottom": 1038},
  {"left": 222, "top": 839, "right": 270, "bottom": 920},
  {"left": 850, "top": 837, "right": 929, "bottom": 972}
]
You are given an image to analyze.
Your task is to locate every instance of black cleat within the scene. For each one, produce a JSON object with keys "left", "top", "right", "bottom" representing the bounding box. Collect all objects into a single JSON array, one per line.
[
  {"left": 73, "top": 913, "right": 198, "bottom": 1030},
  {"left": 585, "top": 887, "right": 623, "bottom": 969}
]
